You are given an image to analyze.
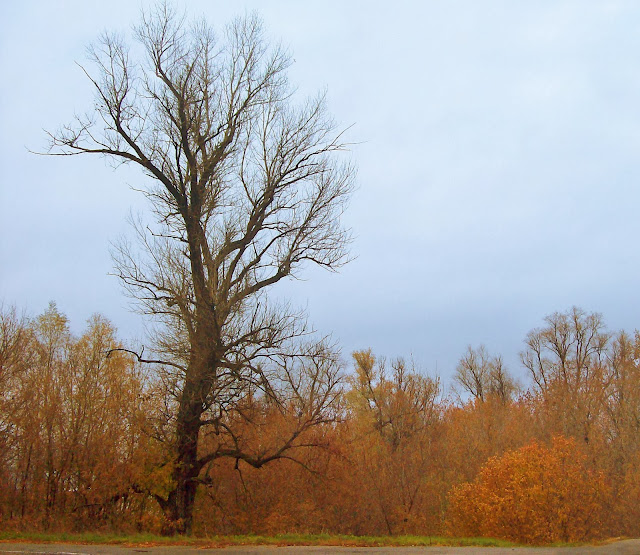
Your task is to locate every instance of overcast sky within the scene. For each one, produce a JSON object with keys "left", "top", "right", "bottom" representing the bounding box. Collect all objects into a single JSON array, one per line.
[{"left": 2, "top": 1, "right": 640, "bottom": 386}]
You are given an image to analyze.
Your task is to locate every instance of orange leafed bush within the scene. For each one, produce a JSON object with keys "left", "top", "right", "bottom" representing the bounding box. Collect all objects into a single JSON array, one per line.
[{"left": 447, "top": 436, "right": 610, "bottom": 544}]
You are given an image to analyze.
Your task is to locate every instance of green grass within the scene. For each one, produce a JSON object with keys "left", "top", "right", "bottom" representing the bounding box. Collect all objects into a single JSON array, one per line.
[{"left": 0, "top": 531, "right": 520, "bottom": 548}]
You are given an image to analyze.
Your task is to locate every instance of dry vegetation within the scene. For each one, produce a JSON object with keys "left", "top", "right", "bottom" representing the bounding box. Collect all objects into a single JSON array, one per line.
[{"left": 2, "top": 303, "right": 640, "bottom": 544}]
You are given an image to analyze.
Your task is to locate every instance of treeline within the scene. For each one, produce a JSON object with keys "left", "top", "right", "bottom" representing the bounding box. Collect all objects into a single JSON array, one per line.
[{"left": 1, "top": 303, "right": 640, "bottom": 543}]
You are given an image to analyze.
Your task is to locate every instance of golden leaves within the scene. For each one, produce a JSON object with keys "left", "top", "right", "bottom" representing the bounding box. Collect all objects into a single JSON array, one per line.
[{"left": 447, "top": 436, "right": 610, "bottom": 544}]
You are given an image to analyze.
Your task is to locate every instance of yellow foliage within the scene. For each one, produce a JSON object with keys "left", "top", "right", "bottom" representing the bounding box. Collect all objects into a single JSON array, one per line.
[{"left": 447, "top": 436, "right": 610, "bottom": 544}]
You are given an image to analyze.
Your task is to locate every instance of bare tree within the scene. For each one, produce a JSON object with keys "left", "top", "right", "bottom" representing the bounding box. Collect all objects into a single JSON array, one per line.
[
  {"left": 486, "top": 354, "right": 517, "bottom": 403},
  {"left": 455, "top": 345, "right": 516, "bottom": 403},
  {"left": 455, "top": 345, "right": 491, "bottom": 402},
  {"left": 520, "top": 307, "right": 611, "bottom": 444},
  {"left": 351, "top": 351, "right": 440, "bottom": 451},
  {"left": 47, "top": 4, "right": 354, "bottom": 534},
  {"left": 521, "top": 307, "right": 609, "bottom": 394}
]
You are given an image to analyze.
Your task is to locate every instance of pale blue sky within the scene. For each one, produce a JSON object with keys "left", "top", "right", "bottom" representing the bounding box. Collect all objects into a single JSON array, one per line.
[{"left": 2, "top": 1, "right": 640, "bottom": 385}]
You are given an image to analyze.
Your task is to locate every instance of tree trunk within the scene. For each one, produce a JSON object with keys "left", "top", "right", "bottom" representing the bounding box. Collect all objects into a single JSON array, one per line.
[{"left": 160, "top": 378, "right": 205, "bottom": 535}]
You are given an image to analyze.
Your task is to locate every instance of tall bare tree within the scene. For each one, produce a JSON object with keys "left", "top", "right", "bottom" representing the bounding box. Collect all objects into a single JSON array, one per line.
[
  {"left": 520, "top": 307, "right": 610, "bottom": 444},
  {"left": 47, "top": 4, "right": 353, "bottom": 534}
]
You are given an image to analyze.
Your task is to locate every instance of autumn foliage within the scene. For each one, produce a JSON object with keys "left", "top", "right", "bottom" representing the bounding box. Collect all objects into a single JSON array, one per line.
[
  {"left": 0, "top": 303, "right": 154, "bottom": 531},
  {"left": 447, "top": 437, "right": 609, "bottom": 543},
  {"left": 2, "top": 304, "right": 640, "bottom": 543}
]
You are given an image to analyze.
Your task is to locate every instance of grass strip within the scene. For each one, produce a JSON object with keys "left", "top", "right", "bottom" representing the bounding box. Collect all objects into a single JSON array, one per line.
[{"left": 0, "top": 531, "right": 521, "bottom": 548}]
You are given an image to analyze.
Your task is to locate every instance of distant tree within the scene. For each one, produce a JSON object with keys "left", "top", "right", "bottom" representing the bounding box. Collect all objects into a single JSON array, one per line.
[
  {"left": 521, "top": 307, "right": 609, "bottom": 394},
  {"left": 348, "top": 350, "right": 441, "bottom": 534},
  {"left": 607, "top": 331, "right": 640, "bottom": 459},
  {"left": 0, "top": 304, "right": 150, "bottom": 528},
  {"left": 455, "top": 345, "right": 516, "bottom": 403},
  {"left": 0, "top": 305, "right": 33, "bottom": 519},
  {"left": 47, "top": 4, "right": 353, "bottom": 534},
  {"left": 598, "top": 331, "right": 640, "bottom": 535},
  {"left": 520, "top": 307, "right": 610, "bottom": 444},
  {"left": 350, "top": 350, "right": 440, "bottom": 451}
]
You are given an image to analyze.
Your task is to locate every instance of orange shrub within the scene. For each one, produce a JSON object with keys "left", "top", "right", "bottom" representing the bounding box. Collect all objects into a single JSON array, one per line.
[{"left": 447, "top": 436, "right": 609, "bottom": 544}]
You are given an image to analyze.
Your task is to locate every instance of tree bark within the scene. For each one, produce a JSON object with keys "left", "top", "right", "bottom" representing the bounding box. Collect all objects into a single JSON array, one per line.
[
  {"left": 161, "top": 327, "right": 218, "bottom": 534},
  {"left": 161, "top": 377, "right": 204, "bottom": 535}
]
